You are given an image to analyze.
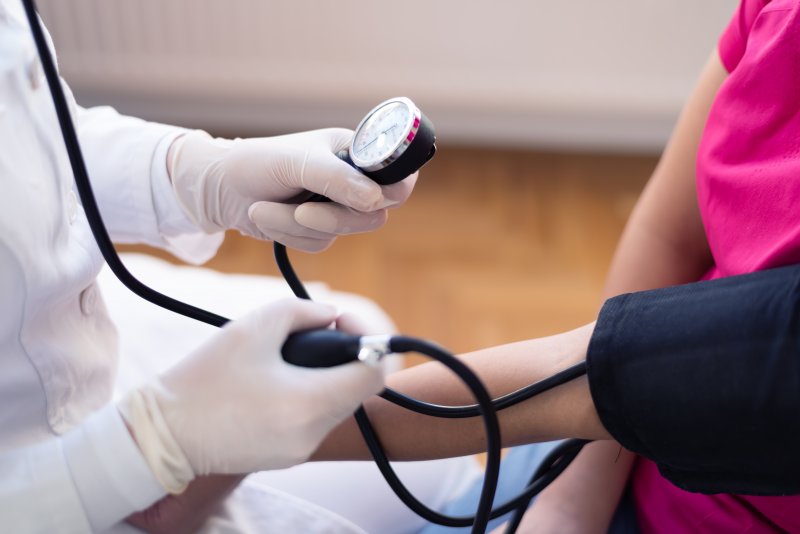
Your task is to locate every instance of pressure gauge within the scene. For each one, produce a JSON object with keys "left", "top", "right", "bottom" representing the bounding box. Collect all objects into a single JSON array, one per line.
[{"left": 345, "top": 97, "right": 436, "bottom": 185}]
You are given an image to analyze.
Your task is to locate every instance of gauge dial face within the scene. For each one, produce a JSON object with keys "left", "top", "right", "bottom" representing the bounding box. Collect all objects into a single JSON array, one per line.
[{"left": 351, "top": 100, "right": 413, "bottom": 167}]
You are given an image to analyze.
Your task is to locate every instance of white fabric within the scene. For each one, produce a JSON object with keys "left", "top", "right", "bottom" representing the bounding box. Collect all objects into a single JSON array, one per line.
[
  {"left": 77, "top": 106, "right": 223, "bottom": 265},
  {"left": 0, "top": 2, "right": 219, "bottom": 531},
  {"left": 62, "top": 404, "right": 166, "bottom": 532},
  {"left": 107, "top": 482, "right": 370, "bottom": 534}
]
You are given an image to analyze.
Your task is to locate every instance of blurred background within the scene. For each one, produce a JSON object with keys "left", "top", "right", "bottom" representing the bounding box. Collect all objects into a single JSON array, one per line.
[{"left": 39, "top": 0, "right": 735, "bottom": 355}]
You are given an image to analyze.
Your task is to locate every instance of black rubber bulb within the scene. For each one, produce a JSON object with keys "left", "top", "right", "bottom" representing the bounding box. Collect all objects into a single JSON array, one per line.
[{"left": 281, "top": 329, "right": 362, "bottom": 367}]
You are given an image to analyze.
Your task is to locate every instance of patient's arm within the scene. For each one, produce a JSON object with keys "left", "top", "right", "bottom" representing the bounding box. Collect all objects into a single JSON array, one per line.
[
  {"left": 314, "top": 323, "right": 609, "bottom": 461},
  {"left": 319, "top": 265, "right": 800, "bottom": 496}
]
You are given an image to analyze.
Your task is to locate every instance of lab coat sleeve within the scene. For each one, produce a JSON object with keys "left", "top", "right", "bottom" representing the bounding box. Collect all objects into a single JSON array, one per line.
[
  {"left": 586, "top": 264, "right": 800, "bottom": 495},
  {"left": 76, "top": 105, "right": 223, "bottom": 264},
  {"left": 1, "top": 403, "right": 165, "bottom": 533}
]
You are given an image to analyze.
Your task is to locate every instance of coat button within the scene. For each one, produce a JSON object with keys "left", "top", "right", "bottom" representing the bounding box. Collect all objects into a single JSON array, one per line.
[
  {"left": 80, "top": 285, "right": 97, "bottom": 315},
  {"left": 67, "top": 190, "right": 78, "bottom": 224}
]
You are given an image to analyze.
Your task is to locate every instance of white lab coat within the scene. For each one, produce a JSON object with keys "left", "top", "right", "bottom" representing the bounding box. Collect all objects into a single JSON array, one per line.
[
  {"left": 0, "top": 1, "right": 225, "bottom": 532},
  {"left": 0, "top": 3, "right": 480, "bottom": 533}
]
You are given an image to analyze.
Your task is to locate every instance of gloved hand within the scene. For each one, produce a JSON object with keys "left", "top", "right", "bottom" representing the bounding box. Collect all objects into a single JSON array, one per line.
[
  {"left": 118, "top": 299, "right": 385, "bottom": 492},
  {"left": 169, "top": 128, "right": 418, "bottom": 252}
]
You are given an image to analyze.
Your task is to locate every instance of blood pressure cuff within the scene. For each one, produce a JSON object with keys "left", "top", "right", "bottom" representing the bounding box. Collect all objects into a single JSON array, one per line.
[{"left": 586, "top": 264, "right": 800, "bottom": 495}]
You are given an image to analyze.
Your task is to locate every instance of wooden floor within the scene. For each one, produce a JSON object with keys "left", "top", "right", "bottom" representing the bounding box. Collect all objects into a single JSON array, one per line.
[{"left": 122, "top": 146, "right": 655, "bottom": 356}]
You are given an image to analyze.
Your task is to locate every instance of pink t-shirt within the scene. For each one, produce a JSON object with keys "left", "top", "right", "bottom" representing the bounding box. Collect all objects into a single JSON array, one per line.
[{"left": 631, "top": 0, "right": 800, "bottom": 532}]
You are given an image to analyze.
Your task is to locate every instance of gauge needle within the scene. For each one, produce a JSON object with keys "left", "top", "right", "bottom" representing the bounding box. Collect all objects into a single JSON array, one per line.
[
  {"left": 357, "top": 124, "right": 399, "bottom": 154},
  {"left": 356, "top": 137, "right": 378, "bottom": 154}
]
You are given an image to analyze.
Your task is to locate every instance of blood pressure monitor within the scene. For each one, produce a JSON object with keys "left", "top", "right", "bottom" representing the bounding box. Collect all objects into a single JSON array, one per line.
[
  {"left": 22, "top": 0, "right": 580, "bottom": 523},
  {"left": 344, "top": 97, "right": 436, "bottom": 185}
]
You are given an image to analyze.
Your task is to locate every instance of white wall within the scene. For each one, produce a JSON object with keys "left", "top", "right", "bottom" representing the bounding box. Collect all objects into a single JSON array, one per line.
[{"left": 39, "top": 0, "right": 736, "bottom": 152}]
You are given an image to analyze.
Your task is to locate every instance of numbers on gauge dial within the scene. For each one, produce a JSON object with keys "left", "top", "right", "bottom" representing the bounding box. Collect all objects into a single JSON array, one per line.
[{"left": 353, "top": 101, "right": 411, "bottom": 165}]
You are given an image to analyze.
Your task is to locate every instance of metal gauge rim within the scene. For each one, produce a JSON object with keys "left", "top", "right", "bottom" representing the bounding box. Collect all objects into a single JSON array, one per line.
[{"left": 349, "top": 97, "right": 422, "bottom": 173}]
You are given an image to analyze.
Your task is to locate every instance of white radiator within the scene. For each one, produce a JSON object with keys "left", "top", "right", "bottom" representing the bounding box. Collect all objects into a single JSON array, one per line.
[{"left": 38, "top": 0, "right": 736, "bottom": 151}]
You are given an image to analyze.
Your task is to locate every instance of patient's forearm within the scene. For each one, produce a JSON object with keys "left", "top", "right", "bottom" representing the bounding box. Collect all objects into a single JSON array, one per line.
[{"left": 314, "top": 323, "right": 610, "bottom": 461}]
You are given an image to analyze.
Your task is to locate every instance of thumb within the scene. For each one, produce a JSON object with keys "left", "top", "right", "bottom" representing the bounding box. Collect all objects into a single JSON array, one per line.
[
  {"left": 320, "top": 127, "right": 355, "bottom": 155},
  {"left": 301, "top": 129, "right": 383, "bottom": 212}
]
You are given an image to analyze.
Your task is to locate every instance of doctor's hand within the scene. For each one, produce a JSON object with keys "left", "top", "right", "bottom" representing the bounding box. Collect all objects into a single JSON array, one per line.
[
  {"left": 118, "top": 298, "right": 386, "bottom": 492},
  {"left": 168, "top": 129, "right": 417, "bottom": 252}
]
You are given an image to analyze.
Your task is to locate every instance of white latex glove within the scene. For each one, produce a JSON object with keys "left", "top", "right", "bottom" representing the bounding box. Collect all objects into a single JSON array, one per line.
[
  {"left": 169, "top": 129, "right": 418, "bottom": 252},
  {"left": 119, "top": 298, "right": 385, "bottom": 491}
]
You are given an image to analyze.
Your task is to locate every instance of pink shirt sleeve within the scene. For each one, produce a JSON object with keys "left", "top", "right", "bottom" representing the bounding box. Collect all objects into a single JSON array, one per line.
[{"left": 718, "top": 0, "right": 771, "bottom": 72}]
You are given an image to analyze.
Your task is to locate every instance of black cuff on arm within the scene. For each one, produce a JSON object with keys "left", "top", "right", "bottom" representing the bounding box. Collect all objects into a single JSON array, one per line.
[{"left": 586, "top": 265, "right": 800, "bottom": 495}]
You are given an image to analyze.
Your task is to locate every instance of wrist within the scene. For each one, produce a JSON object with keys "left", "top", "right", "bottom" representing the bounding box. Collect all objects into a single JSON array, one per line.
[
  {"left": 151, "top": 130, "right": 212, "bottom": 238},
  {"left": 165, "top": 133, "right": 187, "bottom": 184},
  {"left": 118, "top": 386, "right": 196, "bottom": 494},
  {"left": 169, "top": 130, "right": 233, "bottom": 234}
]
